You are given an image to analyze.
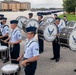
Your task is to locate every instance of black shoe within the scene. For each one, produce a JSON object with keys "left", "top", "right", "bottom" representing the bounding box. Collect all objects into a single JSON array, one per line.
[
  {"left": 3, "top": 59, "right": 9, "bottom": 63},
  {"left": 50, "top": 57, "right": 56, "bottom": 60},
  {"left": 74, "top": 69, "right": 76, "bottom": 72},
  {"left": 56, "top": 58, "right": 59, "bottom": 62}
]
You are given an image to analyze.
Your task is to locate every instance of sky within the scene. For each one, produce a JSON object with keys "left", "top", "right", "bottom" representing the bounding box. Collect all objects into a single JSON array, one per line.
[{"left": 0, "top": 0, "right": 63, "bottom": 8}]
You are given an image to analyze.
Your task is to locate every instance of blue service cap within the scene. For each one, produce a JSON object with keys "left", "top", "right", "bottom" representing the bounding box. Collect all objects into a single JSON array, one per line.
[
  {"left": 63, "top": 15, "right": 67, "bottom": 18},
  {"left": 0, "top": 18, "right": 2, "bottom": 20},
  {"left": 54, "top": 14, "right": 58, "bottom": 16},
  {"left": 37, "top": 14, "right": 43, "bottom": 18},
  {"left": 55, "top": 17, "right": 60, "bottom": 21},
  {"left": 26, "top": 27, "right": 37, "bottom": 33},
  {"left": 0, "top": 14, "right": 4, "bottom": 17},
  {"left": 28, "top": 13, "right": 33, "bottom": 16},
  {"left": 2, "top": 17, "right": 7, "bottom": 20},
  {"left": 10, "top": 20, "right": 18, "bottom": 24}
]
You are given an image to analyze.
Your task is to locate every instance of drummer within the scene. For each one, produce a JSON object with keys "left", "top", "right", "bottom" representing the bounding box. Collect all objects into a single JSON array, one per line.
[
  {"left": 17, "top": 26, "right": 39, "bottom": 75},
  {"left": 0, "top": 17, "right": 9, "bottom": 63},
  {"left": 63, "top": 16, "right": 68, "bottom": 25},
  {"left": 0, "top": 14, "right": 4, "bottom": 18},
  {"left": 0, "top": 14, "right": 4, "bottom": 29},
  {"left": 54, "top": 14, "right": 58, "bottom": 19},
  {"left": 28, "top": 13, "right": 33, "bottom": 19},
  {"left": 50, "top": 18, "right": 64, "bottom": 62},
  {"left": 5, "top": 20, "right": 22, "bottom": 64},
  {"left": 0, "top": 17, "right": 9, "bottom": 47},
  {"left": 37, "top": 14, "right": 44, "bottom": 53}
]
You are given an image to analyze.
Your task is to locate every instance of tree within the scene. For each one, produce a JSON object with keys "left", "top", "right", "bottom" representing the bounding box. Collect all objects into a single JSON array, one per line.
[{"left": 63, "top": 0, "right": 76, "bottom": 13}]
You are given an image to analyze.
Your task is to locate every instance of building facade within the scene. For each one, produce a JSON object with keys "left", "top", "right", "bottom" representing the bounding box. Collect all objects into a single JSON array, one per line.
[{"left": 0, "top": 1, "right": 31, "bottom": 11}]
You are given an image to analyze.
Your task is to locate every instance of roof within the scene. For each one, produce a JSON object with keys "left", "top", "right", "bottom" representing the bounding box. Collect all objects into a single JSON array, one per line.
[{"left": 0, "top": 1, "right": 20, "bottom": 3}]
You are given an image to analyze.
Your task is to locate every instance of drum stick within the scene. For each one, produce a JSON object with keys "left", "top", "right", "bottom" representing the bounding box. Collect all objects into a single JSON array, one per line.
[
  {"left": 11, "top": 59, "right": 17, "bottom": 61},
  {"left": 0, "top": 39, "right": 4, "bottom": 42},
  {"left": 10, "top": 58, "right": 23, "bottom": 61},
  {"left": 0, "top": 39, "right": 8, "bottom": 43}
]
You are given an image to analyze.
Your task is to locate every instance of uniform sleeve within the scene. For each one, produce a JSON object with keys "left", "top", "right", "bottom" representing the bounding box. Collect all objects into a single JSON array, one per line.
[
  {"left": 16, "top": 31, "right": 22, "bottom": 40},
  {"left": 32, "top": 42, "right": 39, "bottom": 57},
  {"left": 4, "top": 26, "right": 9, "bottom": 34}
]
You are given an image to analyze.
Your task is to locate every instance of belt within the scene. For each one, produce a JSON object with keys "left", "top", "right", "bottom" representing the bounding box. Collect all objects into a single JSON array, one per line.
[{"left": 23, "top": 58, "right": 28, "bottom": 60}]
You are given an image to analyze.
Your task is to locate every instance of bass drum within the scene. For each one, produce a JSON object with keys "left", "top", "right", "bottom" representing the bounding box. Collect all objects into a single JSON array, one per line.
[
  {"left": 38, "top": 23, "right": 57, "bottom": 42},
  {"left": 43, "top": 17, "right": 54, "bottom": 23},
  {"left": 23, "top": 19, "right": 39, "bottom": 32},
  {"left": 67, "top": 21, "right": 76, "bottom": 28},
  {"left": 58, "top": 28, "right": 76, "bottom": 51},
  {"left": 52, "top": 19, "right": 66, "bottom": 27},
  {"left": 16, "top": 16, "right": 28, "bottom": 29}
]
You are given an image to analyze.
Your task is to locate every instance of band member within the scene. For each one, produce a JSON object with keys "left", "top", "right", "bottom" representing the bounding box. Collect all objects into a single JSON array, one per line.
[
  {"left": 17, "top": 27, "right": 39, "bottom": 75},
  {"left": 28, "top": 13, "right": 33, "bottom": 19},
  {"left": 0, "top": 14, "right": 4, "bottom": 29},
  {"left": 51, "top": 18, "right": 64, "bottom": 62},
  {"left": 63, "top": 16, "right": 68, "bottom": 25},
  {"left": 0, "top": 17, "right": 9, "bottom": 46},
  {"left": 5, "top": 20, "right": 22, "bottom": 64},
  {"left": 54, "top": 14, "right": 58, "bottom": 19},
  {"left": 37, "top": 14, "right": 44, "bottom": 53},
  {"left": 0, "top": 17, "right": 9, "bottom": 63},
  {"left": 0, "top": 14, "right": 4, "bottom": 18}
]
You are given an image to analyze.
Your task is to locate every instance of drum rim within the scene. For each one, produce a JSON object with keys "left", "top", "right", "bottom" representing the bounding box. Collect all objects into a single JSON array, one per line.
[
  {"left": 26, "top": 19, "right": 39, "bottom": 28},
  {"left": 1, "top": 64, "right": 19, "bottom": 74},
  {"left": 69, "top": 28, "right": 76, "bottom": 51},
  {"left": 0, "top": 46, "right": 8, "bottom": 51},
  {"left": 16, "top": 16, "right": 28, "bottom": 20},
  {"left": 16, "top": 16, "right": 28, "bottom": 29},
  {"left": 43, "top": 17, "right": 54, "bottom": 23},
  {"left": 67, "top": 21, "right": 76, "bottom": 28}
]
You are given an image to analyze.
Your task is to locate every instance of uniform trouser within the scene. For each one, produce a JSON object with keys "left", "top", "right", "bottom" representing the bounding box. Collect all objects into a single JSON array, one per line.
[
  {"left": 24, "top": 61, "right": 37, "bottom": 75},
  {"left": 52, "top": 41, "right": 60, "bottom": 59},
  {"left": 38, "top": 37, "right": 44, "bottom": 54},
  {"left": 0, "top": 36, "right": 9, "bottom": 60},
  {"left": 10, "top": 44, "right": 20, "bottom": 64}
]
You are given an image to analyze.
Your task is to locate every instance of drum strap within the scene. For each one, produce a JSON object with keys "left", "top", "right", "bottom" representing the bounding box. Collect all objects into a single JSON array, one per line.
[
  {"left": 3, "top": 25, "right": 9, "bottom": 28},
  {"left": 28, "top": 41, "right": 37, "bottom": 47}
]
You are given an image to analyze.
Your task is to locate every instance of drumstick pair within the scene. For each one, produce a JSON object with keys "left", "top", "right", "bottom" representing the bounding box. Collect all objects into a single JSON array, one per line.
[{"left": 0, "top": 39, "right": 8, "bottom": 43}]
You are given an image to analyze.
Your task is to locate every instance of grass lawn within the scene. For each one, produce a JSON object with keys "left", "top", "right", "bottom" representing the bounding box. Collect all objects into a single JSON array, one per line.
[{"left": 59, "top": 14, "right": 76, "bottom": 21}]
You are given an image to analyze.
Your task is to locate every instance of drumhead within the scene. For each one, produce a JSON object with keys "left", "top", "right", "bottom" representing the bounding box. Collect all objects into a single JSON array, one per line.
[
  {"left": 26, "top": 19, "right": 39, "bottom": 29},
  {"left": 0, "top": 46, "right": 7, "bottom": 51},
  {"left": 1, "top": 64, "right": 19, "bottom": 73},
  {"left": 60, "top": 19, "right": 66, "bottom": 27},
  {"left": 69, "top": 28, "right": 76, "bottom": 51},
  {"left": 67, "top": 21, "right": 76, "bottom": 28},
  {"left": 43, "top": 17, "right": 54, "bottom": 23},
  {"left": 16, "top": 16, "right": 28, "bottom": 29},
  {"left": 44, "top": 23, "right": 57, "bottom": 42}
]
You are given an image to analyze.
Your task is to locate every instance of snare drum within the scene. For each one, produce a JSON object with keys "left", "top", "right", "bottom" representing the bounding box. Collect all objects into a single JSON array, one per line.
[
  {"left": 0, "top": 46, "right": 9, "bottom": 60},
  {"left": 38, "top": 23, "right": 57, "bottom": 42},
  {"left": 1, "top": 64, "right": 19, "bottom": 75},
  {"left": 58, "top": 28, "right": 76, "bottom": 51}
]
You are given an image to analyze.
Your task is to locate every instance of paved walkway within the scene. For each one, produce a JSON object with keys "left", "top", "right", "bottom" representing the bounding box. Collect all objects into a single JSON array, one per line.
[{"left": 0, "top": 40, "right": 76, "bottom": 75}]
